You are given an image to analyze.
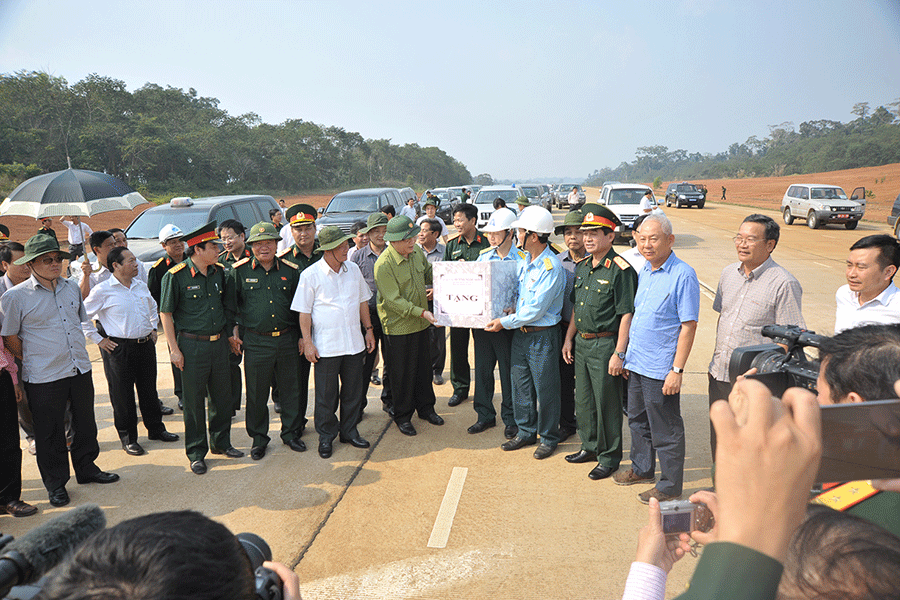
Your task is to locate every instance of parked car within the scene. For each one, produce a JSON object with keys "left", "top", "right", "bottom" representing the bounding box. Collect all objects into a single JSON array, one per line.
[
  {"left": 599, "top": 183, "right": 659, "bottom": 244},
  {"left": 781, "top": 183, "right": 866, "bottom": 230},
  {"left": 421, "top": 188, "right": 455, "bottom": 223},
  {"left": 123, "top": 194, "right": 280, "bottom": 268},
  {"left": 886, "top": 191, "right": 900, "bottom": 237},
  {"left": 472, "top": 185, "right": 526, "bottom": 228},
  {"left": 556, "top": 184, "right": 586, "bottom": 209},
  {"left": 518, "top": 184, "right": 552, "bottom": 211},
  {"left": 665, "top": 182, "right": 706, "bottom": 209},
  {"left": 316, "top": 187, "right": 403, "bottom": 234}
]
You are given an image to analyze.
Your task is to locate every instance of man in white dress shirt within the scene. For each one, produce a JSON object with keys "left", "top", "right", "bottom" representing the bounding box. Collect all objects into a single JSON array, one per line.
[
  {"left": 293, "top": 226, "right": 375, "bottom": 459},
  {"left": 76, "top": 230, "right": 116, "bottom": 299},
  {"left": 83, "top": 247, "right": 179, "bottom": 455},
  {"left": 60, "top": 216, "right": 93, "bottom": 260},
  {"left": 835, "top": 234, "right": 900, "bottom": 334}
]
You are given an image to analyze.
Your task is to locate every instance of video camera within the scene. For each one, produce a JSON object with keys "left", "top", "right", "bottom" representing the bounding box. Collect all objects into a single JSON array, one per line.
[{"left": 728, "top": 324, "right": 826, "bottom": 396}]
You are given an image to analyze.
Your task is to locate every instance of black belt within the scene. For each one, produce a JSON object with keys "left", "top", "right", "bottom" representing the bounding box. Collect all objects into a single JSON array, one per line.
[
  {"left": 246, "top": 326, "right": 295, "bottom": 337},
  {"left": 109, "top": 334, "right": 153, "bottom": 344},
  {"left": 520, "top": 325, "right": 552, "bottom": 333},
  {"left": 179, "top": 331, "right": 224, "bottom": 342}
]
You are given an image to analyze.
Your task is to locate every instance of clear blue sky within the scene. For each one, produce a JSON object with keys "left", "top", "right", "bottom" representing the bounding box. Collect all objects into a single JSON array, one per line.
[{"left": 1, "top": 0, "right": 898, "bottom": 181}]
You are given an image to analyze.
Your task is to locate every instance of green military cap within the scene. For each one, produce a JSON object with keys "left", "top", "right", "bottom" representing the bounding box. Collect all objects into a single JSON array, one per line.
[
  {"left": 316, "top": 225, "right": 354, "bottom": 252},
  {"left": 515, "top": 196, "right": 531, "bottom": 207},
  {"left": 360, "top": 212, "right": 389, "bottom": 234},
  {"left": 15, "top": 233, "right": 71, "bottom": 265},
  {"left": 245, "top": 221, "right": 282, "bottom": 244},
  {"left": 286, "top": 203, "right": 317, "bottom": 226},
  {"left": 384, "top": 215, "right": 420, "bottom": 242},
  {"left": 580, "top": 203, "right": 621, "bottom": 230},
  {"left": 423, "top": 197, "right": 439, "bottom": 207},
  {"left": 182, "top": 221, "right": 220, "bottom": 247},
  {"left": 554, "top": 209, "right": 584, "bottom": 235}
]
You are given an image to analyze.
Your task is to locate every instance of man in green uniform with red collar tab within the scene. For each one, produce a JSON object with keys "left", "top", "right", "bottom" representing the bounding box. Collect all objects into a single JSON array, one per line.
[
  {"left": 443, "top": 203, "right": 489, "bottom": 407},
  {"left": 159, "top": 221, "right": 243, "bottom": 475},
  {"left": 217, "top": 220, "right": 253, "bottom": 415},
  {"left": 276, "top": 203, "right": 320, "bottom": 429},
  {"left": 562, "top": 204, "right": 637, "bottom": 481},
  {"left": 225, "top": 222, "right": 305, "bottom": 461}
]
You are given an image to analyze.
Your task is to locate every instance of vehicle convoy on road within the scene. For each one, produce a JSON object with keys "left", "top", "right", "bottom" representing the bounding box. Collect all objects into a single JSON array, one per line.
[
  {"left": 599, "top": 182, "right": 659, "bottom": 244},
  {"left": 472, "top": 185, "right": 526, "bottom": 228},
  {"left": 316, "top": 187, "right": 404, "bottom": 234},
  {"left": 780, "top": 183, "right": 866, "bottom": 230},
  {"left": 665, "top": 181, "right": 706, "bottom": 209}
]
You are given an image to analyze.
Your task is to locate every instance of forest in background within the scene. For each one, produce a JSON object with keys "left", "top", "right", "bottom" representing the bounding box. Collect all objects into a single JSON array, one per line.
[{"left": 0, "top": 71, "right": 472, "bottom": 198}]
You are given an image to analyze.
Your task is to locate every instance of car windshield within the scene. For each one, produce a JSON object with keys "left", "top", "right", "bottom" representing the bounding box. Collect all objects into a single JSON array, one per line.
[
  {"left": 676, "top": 184, "right": 697, "bottom": 193},
  {"left": 810, "top": 187, "right": 847, "bottom": 200},
  {"left": 325, "top": 194, "right": 379, "bottom": 214},
  {"left": 607, "top": 189, "right": 647, "bottom": 205},
  {"left": 520, "top": 186, "right": 540, "bottom": 198},
  {"left": 475, "top": 190, "right": 521, "bottom": 204},
  {"left": 435, "top": 191, "right": 451, "bottom": 200},
  {"left": 125, "top": 209, "right": 209, "bottom": 239}
]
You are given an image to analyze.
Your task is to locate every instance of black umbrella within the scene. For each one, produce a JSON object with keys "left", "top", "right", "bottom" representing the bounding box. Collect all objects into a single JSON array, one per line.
[{"left": 0, "top": 168, "right": 148, "bottom": 218}]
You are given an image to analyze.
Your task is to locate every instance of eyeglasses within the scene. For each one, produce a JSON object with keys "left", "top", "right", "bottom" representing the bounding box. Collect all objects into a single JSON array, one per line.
[
  {"left": 733, "top": 236, "right": 763, "bottom": 246},
  {"left": 39, "top": 255, "right": 64, "bottom": 264}
]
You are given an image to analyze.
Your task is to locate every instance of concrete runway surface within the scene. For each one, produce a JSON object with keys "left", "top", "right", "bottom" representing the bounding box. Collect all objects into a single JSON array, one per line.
[{"left": 6, "top": 195, "right": 885, "bottom": 599}]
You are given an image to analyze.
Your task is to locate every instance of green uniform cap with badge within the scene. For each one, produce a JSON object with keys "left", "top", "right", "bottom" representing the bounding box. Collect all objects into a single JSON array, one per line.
[
  {"left": 360, "top": 212, "right": 390, "bottom": 234},
  {"left": 515, "top": 196, "right": 531, "bottom": 207},
  {"left": 15, "top": 233, "right": 71, "bottom": 265},
  {"left": 182, "top": 221, "right": 220, "bottom": 247},
  {"left": 316, "top": 225, "right": 354, "bottom": 252},
  {"left": 286, "top": 203, "right": 317, "bottom": 227},
  {"left": 423, "top": 197, "right": 439, "bottom": 207},
  {"left": 554, "top": 209, "right": 584, "bottom": 235},
  {"left": 384, "top": 215, "right": 420, "bottom": 242},
  {"left": 245, "top": 222, "right": 282, "bottom": 244},
  {"left": 580, "top": 203, "right": 621, "bottom": 230}
]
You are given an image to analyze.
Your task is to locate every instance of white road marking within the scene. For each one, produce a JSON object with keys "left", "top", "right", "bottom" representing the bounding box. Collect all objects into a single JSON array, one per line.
[
  {"left": 427, "top": 466, "right": 467, "bottom": 549},
  {"left": 813, "top": 262, "right": 832, "bottom": 269}
]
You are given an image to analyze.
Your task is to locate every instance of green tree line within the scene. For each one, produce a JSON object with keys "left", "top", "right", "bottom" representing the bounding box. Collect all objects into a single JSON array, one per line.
[
  {"left": 0, "top": 71, "right": 472, "bottom": 196},
  {"left": 585, "top": 100, "right": 900, "bottom": 186}
]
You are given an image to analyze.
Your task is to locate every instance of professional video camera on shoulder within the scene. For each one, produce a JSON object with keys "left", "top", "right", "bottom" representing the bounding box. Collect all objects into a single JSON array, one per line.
[{"left": 729, "top": 324, "right": 826, "bottom": 396}]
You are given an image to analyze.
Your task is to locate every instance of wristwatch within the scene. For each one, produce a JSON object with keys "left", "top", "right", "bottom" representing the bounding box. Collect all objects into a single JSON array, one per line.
[
  {"left": 616, "top": 351, "right": 626, "bottom": 360},
  {"left": 672, "top": 366, "right": 684, "bottom": 374}
]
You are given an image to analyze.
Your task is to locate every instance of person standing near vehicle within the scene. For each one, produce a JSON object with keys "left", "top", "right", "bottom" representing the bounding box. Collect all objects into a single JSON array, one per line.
[
  {"left": 60, "top": 216, "right": 92, "bottom": 260},
  {"left": 226, "top": 222, "right": 306, "bottom": 461},
  {"left": 149, "top": 224, "right": 186, "bottom": 410},
  {"left": 639, "top": 190, "right": 654, "bottom": 214},
  {"left": 159, "top": 222, "right": 243, "bottom": 475},
  {"left": 567, "top": 186, "right": 581, "bottom": 210}
]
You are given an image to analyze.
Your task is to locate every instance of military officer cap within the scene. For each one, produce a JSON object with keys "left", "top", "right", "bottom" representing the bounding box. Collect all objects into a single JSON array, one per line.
[
  {"left": 384, "top": 215, "right": 420, "bottom": 242},
  {"left": 0, "top": 223, "right": 9, "bottom": 241},
  {"left": 554, "top": 209, "right": 584, "bottom": 235},
  {"left": 515, "top": 196, "right": 531, "bottom": 207},
  {"left": 423, "top": 197, "right": 439, "bottom": 207},
  {"left": 360, "top": 212, "right": 389, "bottom": 234},
  {"left": 245, "top": 221, "right": 282, "bottom": 244},
  {"left": 316, "top": 225, "right": 354, "bottom": 252},
  {"left": 285, "top": 203, "right": 317, "bottom": 227},
  {"left": 182, "top": 221, "right": 220, "bottom": 248},
  {"left": 14, "top": 233, "right": 71, "bottom": 265},
  {"left": 580, "top": 203, "right": 621, "bottom": 230}
]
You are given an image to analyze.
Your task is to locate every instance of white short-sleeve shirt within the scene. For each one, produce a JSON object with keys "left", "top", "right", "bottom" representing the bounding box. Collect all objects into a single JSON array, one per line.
[{"left": 835, "top": 282, "right": 900, "bottom": 333}]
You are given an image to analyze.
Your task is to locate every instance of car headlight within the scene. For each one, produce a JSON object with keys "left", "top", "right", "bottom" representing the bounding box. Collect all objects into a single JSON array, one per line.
[{"left": 679, "top": 194, "right": 686, "bottom": 199}]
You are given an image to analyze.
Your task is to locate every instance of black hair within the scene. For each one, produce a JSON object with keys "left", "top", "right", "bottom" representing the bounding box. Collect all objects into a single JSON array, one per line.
[
  {"left": 493, "top": 198, "right": 507, "bottom": 209},
  {"left": 380, "top": 205, "right": 396, "bottom": 218},
  {"left": 106, "top": 246, "right": 130, "bottom": 272},
  {"left": 818, "top": 324, "right": 900, "bottom": 402},
  {"left": 631, "top": 214, "right": 649, "bottom": 232},
  {"left": 89, "top": 231, "right": 114, "bottom": 252},
  {"left": 452, "top": 203, "right": 477, "bottom": 221},
  {"left": 849, "top": 234, "right": 900, "bottom": 272},
  {"left": 742, "top": 214, "right": 780, "bottom": 247},
  {"left": 0, "top": 241, "right": 25, "bottom": 265},
  {"left": 218, "top": 219, "right": 245, "bottom": 235},
  {"left": 108, "top": 228, "right": 125, "bottom": 235},
  {"left": 269, "top": 208, "right": 280, "bottom": 218},
  {"left": 778, "top": 504, "right": 900, "bottom": 600},
  {"left": 420, "top": 218, "right": 441, "bottom": 234},
  {"left": 350, "top": 220, "right": 366, "bottom": 235},
  {"left": 35, "top": 511, "right": 255, "bottom": 600}
]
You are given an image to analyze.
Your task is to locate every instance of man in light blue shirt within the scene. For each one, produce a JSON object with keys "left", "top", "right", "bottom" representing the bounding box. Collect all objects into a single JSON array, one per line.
[
  {"left": 486, "top": 207, "right": 565, "bottom": 459},
  {"left": 616, "top": 213, "right": 699, "bottom": 504}
]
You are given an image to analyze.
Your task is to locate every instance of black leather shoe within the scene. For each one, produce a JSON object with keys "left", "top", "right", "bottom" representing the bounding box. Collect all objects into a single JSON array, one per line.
[
  {"left": 190, "top": 460, "right": 207, "bottom": 475},
  {"left": 433, "top": 374, "right": 445, "bottom": 385},
  {"left": 447, "top": 394, "right": 468, "bottom": 407},
  {"left": 2, "top": 499, "right": 38, "bottom": 517},
  {"left": 122, "top": 442, "right": 146, "bottom": 456},
  {"left": 77, "top": 471, "right": 120, "bottom": 484},
  {"left": 159, "top": 403, "right": 175, "bottom": 415},
  {"left": 177, "top": 399, "right": 184, "bottom": 410},
  {"left": 467, "top": 420, "right": 496, "bottom": 434},
  {"left": 501, "top": 436, "right": 536, "bottom": 451},
  {"left": 533, "top": 444, "right": 555, "bottom": 460},
  {"left": 588, "top": 465, "right": 615, "bottom": 480},
  {"left": 148, "top": 430, "right": 180, "bottom": 442},
  {"left": 250, "top": 446, "right": 267, "bottom": 460},
  {"left": 48, "top": 487, "right": 70, "bottom": 507},
  {"left": 558, "top": 425, "right": 577, "bottom": 442},
  {"left": 285, "top": 438, "right": 307, "bottom": 453},
  {"left": 565, "top": 449, "right": 597, "bottom": 464},
  {"left": 504, "top": 424, "right": 519, "bottom": 439},
  {"left": 420, "top": 412, "right": 444, "bottom": 426},
  {"left": 211, "top": 446, "right": 244, "bottom": 458},
  {"left": 371, "top": 373, "right": 382, "bottom": 386},
  {"left": 318, "top": 440, "right": 332, "bottom": 459},
  {"left": 397, "top": 421, "right": 417, "bottom": 436},
  {"left": 339, "top": 436, "right": 370, "bottom": 448}
]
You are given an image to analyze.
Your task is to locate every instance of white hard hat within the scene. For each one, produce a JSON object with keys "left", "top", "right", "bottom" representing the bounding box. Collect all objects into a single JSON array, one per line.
[
  {"left": 511, "top": 206, "right": 555, "bottom": 235},
  {"left": 158, "top": 224, "right": 184, "bottom": 244},
  {"left": 481, "top": 208, "right": 518, "bottom": 232}
]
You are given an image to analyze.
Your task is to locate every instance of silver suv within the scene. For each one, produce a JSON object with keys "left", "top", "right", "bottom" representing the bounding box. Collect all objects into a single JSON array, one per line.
[{"left": 781, "top": 184, "right": 866, "bottom": 230}]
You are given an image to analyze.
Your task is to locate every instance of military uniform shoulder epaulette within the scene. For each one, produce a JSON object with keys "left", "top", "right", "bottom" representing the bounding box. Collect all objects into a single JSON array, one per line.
[
  {"left": 515, "top": 249, "right": 527, "bottom": 259},
  {"left": 543, "top": 257, "right": 553, "bottom": 271},
  {"left": 281, "top": 258, "right": 298, "bottom": 269},
  {"left": 550, "top": 242, "right": 565, "bottom": 253},
  {"left": 612, "top": 256, "right": 631, "bottom": 270},
  {"left": 446, "top": 233, "right": 461, "bottom": 242},
  {"left": 152, "top": 256, "right": 166, "bottom": 268},
  {"left": 233, "top": 257, "right": 251, "bottom": 268},
  {"left": 478, "top": 247, "right": 493, "bottom": 255},
  {"left": 215, "top": 262, "right": 225, "bottom": 269},
  {"left": 217, "top": 250, "right": 227, "bottom": 257},
  {"left": 277, "top": 248, "right": 292, "bottom": 258},
  {"left": 576, "top": 254, "right": 591, "bottom": 263},
  {"left": 169, "top": 262, "right": 187, "bottom": 273}
]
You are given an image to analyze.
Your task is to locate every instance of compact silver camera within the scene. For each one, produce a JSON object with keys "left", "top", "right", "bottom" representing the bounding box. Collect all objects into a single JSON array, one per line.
[{"left": 659, "top": 500, "right": 714, "bottom": 535}]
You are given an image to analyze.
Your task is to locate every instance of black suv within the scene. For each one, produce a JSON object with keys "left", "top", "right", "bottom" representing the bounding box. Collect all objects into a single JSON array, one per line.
[
  {"left": 316, "top": 187, "right": 403, "bottom": 234},
  {"left": 665, "top": 182, "right": 706, "bottom": 209}
]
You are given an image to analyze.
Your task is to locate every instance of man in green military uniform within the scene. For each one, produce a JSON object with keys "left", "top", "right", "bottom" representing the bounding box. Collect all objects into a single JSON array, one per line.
[
  {"left": 444, "top": 203, "right": 489, "bottom": 407},
  {"left": 159, "top": 221, "right": 243, "bottom": 475},
  {"left": 276, "top": 203, "right": 320, "bottom": 426},
  {"left": 562, "top": 204, "right": 637, "bottom": 480},
  {"left": 217, "top": 220, "right": 252, "bottom": 415},
  {"left": 225, "top": 222, "right": 306, "bottom": 461},
  {"left": 148, "top": 224, "right": 186, "bottom": 409}
]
